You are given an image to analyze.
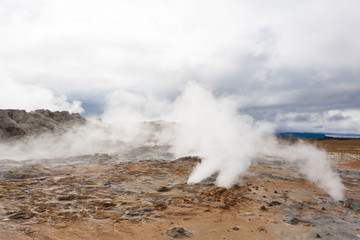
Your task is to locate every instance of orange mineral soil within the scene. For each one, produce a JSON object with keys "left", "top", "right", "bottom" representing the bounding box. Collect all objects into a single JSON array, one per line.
[{"left": 0, "top": 139, "right": 359, "bottom": 240}]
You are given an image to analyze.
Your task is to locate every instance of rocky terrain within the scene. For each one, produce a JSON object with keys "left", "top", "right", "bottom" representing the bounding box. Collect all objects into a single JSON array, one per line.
[
  {"left": 0, "top": 109, "right": 85, "bottom": 139},
  {"left": 0, "top": 139, "right": 359, "bottom": 239},
  {"left": 0, "top": 110, "right": 359, "bottom": 239}
]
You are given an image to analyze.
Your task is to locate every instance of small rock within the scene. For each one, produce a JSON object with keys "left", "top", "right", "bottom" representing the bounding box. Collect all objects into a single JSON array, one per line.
[
  {"left": 257, "top": 226, "right": 267, "bottom": 233},
  {"left": 154, "top": 203, "right": 167, "bottom": 211},
  {"left": 101, "top": 202, "right": 116, "bottom": 210},
  {"left": 126, "top": 207, "right": 154, "bottom": 217},
  {"left": 283, "top": 216, "right": 312, "bottom": 226},
  {"left": 158, "top": 186, "right": 171, "bottom": 192},
  {"left": 260, "top": 205, "right": 267, "bottom": 211},
  {"left": 166, "top": 227, "right": 193, "bottom": 238},
  {"left": 289, "top": 204, "right": 314, "bottom": 210},
  {"left": 288, "top": 217, "right": 300, "bottom": 225},
  {"left": 232, "top": 226, "right": 239, "bottom": 231},
  {"left": 141, "top": 207, "right": 154, "bottom": 213},
  {"left": 316, "top": 233, "right": 321, "bottom": 238},
  {"left": 126, "top": 211, "right": 142, "bottom": 217},
  {"left": 267, "top": 201, "right": 282, "bottom": 207},
  {"left": 8, "top": 210, "right": 35, "bottom": 220},
  {"left": 175, "top": 156, "right": 202, "bottom": 163},
  {"left": 57, "top": 195, "right": 75, "bottom": 201}
]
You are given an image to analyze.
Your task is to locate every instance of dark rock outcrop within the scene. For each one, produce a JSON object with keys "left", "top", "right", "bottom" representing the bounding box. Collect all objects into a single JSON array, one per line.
[
  {"left": 0, "top": 109, "right": 85, "bottom": 139},
  {"left": 166, "top": 227, "right": 193, "bottom": 238}
]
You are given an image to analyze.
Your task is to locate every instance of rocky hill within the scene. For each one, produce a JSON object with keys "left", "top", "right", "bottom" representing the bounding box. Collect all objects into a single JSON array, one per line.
[{"left": 0, "top": 109, "right": 85, "bottom": 139}]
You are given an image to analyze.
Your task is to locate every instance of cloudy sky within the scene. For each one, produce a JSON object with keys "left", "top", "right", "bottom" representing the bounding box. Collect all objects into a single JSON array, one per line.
[{"left": 0, "top": 0, "right": 359, "bottom": 133}]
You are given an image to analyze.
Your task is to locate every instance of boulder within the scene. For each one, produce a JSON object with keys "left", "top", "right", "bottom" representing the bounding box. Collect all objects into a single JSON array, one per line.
[{"left": 166, "top": 227, "right": 193, "bottom": 238}]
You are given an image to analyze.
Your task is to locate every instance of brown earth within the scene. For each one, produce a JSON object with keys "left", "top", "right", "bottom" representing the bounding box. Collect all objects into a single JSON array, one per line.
[
  {"left": 307, "top": 138, "right": 360, "bottom": 155},
  {"left": 0, "top": 139, "right": 359, "bottom": 240}
]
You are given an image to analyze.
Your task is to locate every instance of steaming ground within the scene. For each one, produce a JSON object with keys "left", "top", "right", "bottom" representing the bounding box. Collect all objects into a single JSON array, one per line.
[
  {"left": 0, "top": 83, "right": 344, "bottom": 200},
  {"left": 0, "top": 140, "right": 359, "bottom": 239}
]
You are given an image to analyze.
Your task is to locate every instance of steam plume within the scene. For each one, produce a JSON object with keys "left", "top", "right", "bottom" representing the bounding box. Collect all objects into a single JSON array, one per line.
[
  {"left": 167, "top": 83, "right": 344, "bottom": 200},
  {"left": 0, "top": 83, "right": 344, "bottom": 200}
]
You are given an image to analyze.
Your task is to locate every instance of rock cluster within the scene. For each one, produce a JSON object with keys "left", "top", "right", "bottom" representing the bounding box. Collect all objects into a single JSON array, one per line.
[
  {"left": 166, "top": 227, "right": 193, "bottom": 238},
  {"left": 0, "top": 109, "right": 85, "bottom": 139}
]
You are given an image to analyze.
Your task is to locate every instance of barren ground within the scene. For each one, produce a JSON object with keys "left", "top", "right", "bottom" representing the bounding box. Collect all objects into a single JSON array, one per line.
[{"left": 0, "top": 139, "right": 359, "bottom": 239}]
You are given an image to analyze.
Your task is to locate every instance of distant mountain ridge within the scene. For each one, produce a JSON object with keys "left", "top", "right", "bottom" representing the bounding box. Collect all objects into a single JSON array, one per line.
[{"left": 277, "top": 132, "right": 360, "bottom": 139}]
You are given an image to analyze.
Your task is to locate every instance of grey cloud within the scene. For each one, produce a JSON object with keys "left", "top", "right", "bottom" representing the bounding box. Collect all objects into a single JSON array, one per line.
[
  {"left": 328, "top": 114, "right": 351, "bottom": 122},
  {"left": 293, "top": 114, "right": 311, "bottom": 122},
  {"left": 1, "top": 0, "right": 360, "bottom": 133}
]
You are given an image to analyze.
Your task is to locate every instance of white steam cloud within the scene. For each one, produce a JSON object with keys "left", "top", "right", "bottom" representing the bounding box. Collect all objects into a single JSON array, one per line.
[
  {"left": 167, "top": 83, "right": 344, "bottom": 201},
  {"left": 0, "top": 83, "right": 344, "bottom": 200},
  {"left": 0, "top": 77, "right": 83, "bottom": 113}
]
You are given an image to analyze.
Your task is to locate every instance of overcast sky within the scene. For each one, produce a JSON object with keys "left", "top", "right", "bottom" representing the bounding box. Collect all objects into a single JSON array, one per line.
[{"left": 1, "top": 0, "right": 359, "bottom": 133}]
